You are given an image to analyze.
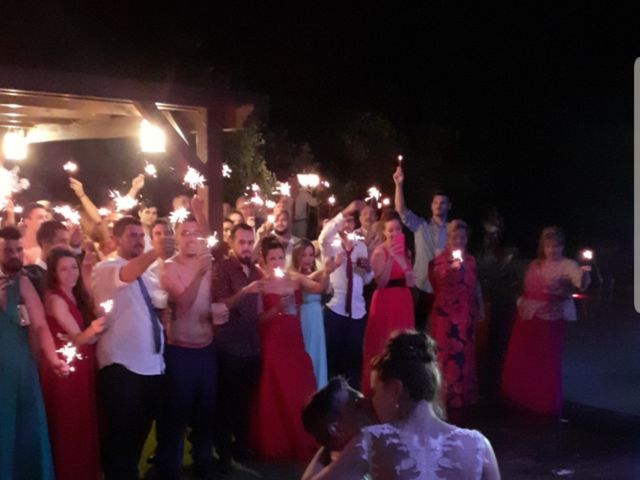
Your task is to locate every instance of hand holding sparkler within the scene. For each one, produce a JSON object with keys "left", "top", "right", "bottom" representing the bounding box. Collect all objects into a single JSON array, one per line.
[
  {"left": 63, "top": 161, "right": 78, "bottom": 174},
  {"left": 56, "top": 342, "right": 83, "bottom": 373},
  {"left": 451, "top": 249, "right": 464, "bottom": 270},
  {"left": 68, "top": 178, "right": 86, "bottom": 199},
  {"left": 580, "top": 249, "right": 594, "bottom": 272},
  {"left": 184, "top": 167, "right": 206, "bottom": 190},
  {"left": 273, "top": 267, "right": 285, "bottom": 279},
  {"left": 144, "top": 163, "right": 158, "bottom": 177},
  {"left": 393, "top": 166, "right": 404, "bottom": 186}
]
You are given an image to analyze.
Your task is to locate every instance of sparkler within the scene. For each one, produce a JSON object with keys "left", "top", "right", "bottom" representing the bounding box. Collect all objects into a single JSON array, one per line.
[
  {"left": 274, "top": 267, "right": 285, "bottom": 278},
  {"left": 14, "top": 204, "right": 23, "bottom": 214},
  {"left": 222, "top": 163, "right": 232, "bottom": 178},
  {"left": 206, "top": 233, "right": 219, "bottom": 248},
  {"left": 328, "top": 195, "right": 336, "bottom": 206},
  {"left": 251, "top": 183, "right": 261, "bottom": 192},
  {"left": 322, "top": 180, "right": 331, "bottom": 188},
  {"left": 144, "top": 163, "right": 157, "bottom": 177},
  {"left": 97, "top": 207, "right": 110, "bottom": 217},
  {"left": 63, "top": 161, "right": 78, "bottom": 174},
  {"left": 582, "top": 249, "right": 594, "bottom": 261},
  {"left": 297, "top": 173, "right": 320, "bottom": 189},
  {"left": 100, "top": 299, "right": 114, "bottom": 314},
  {"left": 110, "top": 190, "right": 138, "bottom": 212},
  {"left": 265, "top": 199, "right": 276, "bottom": 209},
  {"left": 275, "top": 181, "right": 291, "bottom": 197},
  {"left": 365, "top": 186, "right": 382, "bottom": 203},
  {"left": 397, "top": 154, "right": 404, "bottom": 164},
  {"left": 249, "top": 193, "right": 264, "bottom": 206},
  {"left": 56, "top": 342, "right": 83, "bottom": 373},
  {"left": 53, "top": 205, "right": 81, "bottom": 225},
  {"left": 347, "top": 232, "right": 365, "bottom": 242},
  {"left": 0, "top": 166, "right": 30, "bottom": 210},
  {"left": 183, "top": 167, "right": 206, "bottom": 190},
  {"left": 267, "top": 214, "right": 275, "bottom": 224},
  {"left": 452, "top": 249, "right": 464, "bottom": 262},
  {"left": 169, "top": 207, "right": 189, "bottom": 225},
  {"left": 382, "top": 198, "right": 391, "bottom": 207}
]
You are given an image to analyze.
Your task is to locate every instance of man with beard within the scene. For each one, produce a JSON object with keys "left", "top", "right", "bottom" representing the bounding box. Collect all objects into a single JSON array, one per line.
[
  {"left": 255, "top": 209, "right": 300, "bottom": 268},
  {"left": 0, "top": 226, "right": 68, "bottom": 480},
  {"left": 211, "top": 223, "right": 264, "bottom": 473},
  {"left": 394, "top": 166, "right": 450, "bottom": 331},
  {"left": 156, "top": 217, "right": 217, "bottom": 479},
  {"left": 92, "top": 216, "right": 174, "bottom": 480}
]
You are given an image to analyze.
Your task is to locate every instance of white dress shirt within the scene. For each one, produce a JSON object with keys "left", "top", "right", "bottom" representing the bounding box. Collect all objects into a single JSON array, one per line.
[
  {"left": 319, "top": 212, "right": 373, "bottom": 320},
  {"left": 92, "top": 256, "right": 165, "bottom": 375}
]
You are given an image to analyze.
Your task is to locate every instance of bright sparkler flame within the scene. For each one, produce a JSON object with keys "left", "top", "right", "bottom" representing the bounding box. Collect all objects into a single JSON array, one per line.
[
  {"left": 222, "top": 163, "right": 232, "bottom": 178},
  {"left": 382, "top": 198, "right": 391, "bottom": 206},
  {"left": 144, "top": 163, "right": 157, "bottom": 177},
  {"left": 297, "top": 173, "right": 320, "bottom": 189},
  {"left": 328, "top": 195, "right": 336, "bottom": 206},
  {"left": 397, "top": 154, "right": 404, "bottom": 163},
  {"left": 250, "top": 194, "right": 264, "bottom": 206},
  {"left": 184, "top": 167, "right": 206, "bottom": 190},
  {"left": 206, "top": 233, "right": 219, "bottom": 248},
  {"left": 63, "top": 161, "right": 78, "bottom": 174},
  {"left": 365, "top": 186, "right": 382, "bottom": 202},
  {"left": 56, "top": 342, "right": 83, "bottom": 372},
  {"left": 53, "top": 205, "right": 81, "bottom": 225},
  {"left": 0, "top": 166, "right": 30, "bottom": 210},
  {"left": 274, "top": 267, "right": 285, "bottom": 279},
  {"left": 582, "top": 249, "right": 594, "bottom": 261},
  {"left": 347, "top": 232, "right": 365, "bottom": 242},
  {"left": 169, "top": 207, "right": 190, "bottom": 225},
  {"left": 97, "top": 207, "right": 110, "bottom": 217},
  {"left": 452, "top": 249, "right": 463, "bottom": 262},
  {"left": 265, "top": 199, "right": 276, "bottom": 209},
  {"left": 322, "top": 180, "right": 331, "bottom": 188},
  {"left": 275, "top": 181, "right": 291, "bottom": 197},
  {"left": 13, "top": 204, "right": 23, "bottom": 214},
  {"left": 100, "top": 299, "right": 114, "bottom": 314},
  {"left": 251, "top": 183, "right": 261, "bottom": 192},
  {"left": 267, "top": 214, "right": 275, "bottom": 224},
  {"left": 110, "top": 191, "right": 138, "bottom": 212}
]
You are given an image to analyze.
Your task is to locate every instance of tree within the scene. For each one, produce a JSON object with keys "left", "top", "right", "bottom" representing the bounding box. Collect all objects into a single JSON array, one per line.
[
  {"left": 264, "top": 129, "right": 317, "bottom": 180},
  {"left": 222, "top": 121, "right": 276, "bottom": 204}
]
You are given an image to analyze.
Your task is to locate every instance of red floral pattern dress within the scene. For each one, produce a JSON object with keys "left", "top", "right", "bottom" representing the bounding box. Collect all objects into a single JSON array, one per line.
[{"left": 428, "top": 249, "right": 479, "bottom": 409}]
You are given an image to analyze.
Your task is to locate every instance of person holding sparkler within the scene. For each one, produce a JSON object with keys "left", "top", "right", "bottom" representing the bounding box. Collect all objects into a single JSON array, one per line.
[
  {"left": 156, "top": 216, "right": 218, "bottom": 479},
  {"left": 137, "top": 200, "right": 159, "bottom": 252},
  {"left": 40, "top": 247, "right": 106, "bottom": 480},
  {"left": 91, "top": 216, "right": 174, "bottom": 480},
  {"left": 428, "top": 220, "right": 484, "bottom": 414},
  {"left": 0, "top": 226, "right": 69, "bottom": 480},
  {"left": 393, "top": 166, "right": 450, "bottom": 332},
  {"left": 318, "top": 200, "right": 373, "bottom": 389},
  {"left": 250, "top": 236, "right": 326, "bottom": 461},
  {"left": 501, "top": 226, "right": 591, "bottom": 416}
]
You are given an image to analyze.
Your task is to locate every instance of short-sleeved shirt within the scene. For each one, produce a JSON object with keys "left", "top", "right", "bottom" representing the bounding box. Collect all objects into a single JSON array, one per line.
[
  {"left": 211, "top": 256, "right": 263, "bottom": 357},
  {"left": 92, "top": 256, "right": 165, "bottom": 375},
  {"left": 399, "top": 208, "right": 447, "bottom": 293}
]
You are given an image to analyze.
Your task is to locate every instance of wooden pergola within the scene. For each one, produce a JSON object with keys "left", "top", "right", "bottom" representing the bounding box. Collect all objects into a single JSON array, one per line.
[{"left": 0, "top": 66, "right": 263, "bottom": 229}]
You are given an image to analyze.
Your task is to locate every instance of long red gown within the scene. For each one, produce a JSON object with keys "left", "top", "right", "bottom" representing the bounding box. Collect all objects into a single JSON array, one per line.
[
  {"left": 39, "top": 289, "right": 101, "bottom": 480},
  {"left": 428, "top": 249, "right": 479, "bottom": 410},
  {"left": 250, "top": 291, "right": 317, "bottom": 461},
  {"left": 361, "top": 252, "right": 414, "bottom": 395}
]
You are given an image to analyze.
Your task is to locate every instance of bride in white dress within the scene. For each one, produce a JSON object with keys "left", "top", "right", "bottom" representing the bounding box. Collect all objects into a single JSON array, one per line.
[{"left": 302, "top": 331, "right": 500, "bottom": 480}]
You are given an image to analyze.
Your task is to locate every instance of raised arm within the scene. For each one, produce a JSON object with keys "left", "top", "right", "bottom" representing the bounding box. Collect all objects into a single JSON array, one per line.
[
  {"left": 393, "top": 166, "right": 422, "bottom": 233},
  {"left": 69, "top": 177, "right": 102, "bottom": 225},
  {"left": 162, "top": 257, "right": 209, "bottom": 310}
]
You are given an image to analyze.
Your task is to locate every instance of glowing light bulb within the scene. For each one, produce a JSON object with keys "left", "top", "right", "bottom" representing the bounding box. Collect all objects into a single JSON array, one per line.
[
  {"left": 140, "top": 119, "right": 166, "bottom": 153},
  {"left": 3, "top": 130, "right": 28, "bottom": 161}
]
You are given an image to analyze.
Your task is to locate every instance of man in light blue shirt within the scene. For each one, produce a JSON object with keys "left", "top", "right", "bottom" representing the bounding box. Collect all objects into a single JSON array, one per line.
[{"left": 393, "top": 166, "right": 450, "bottom": 331}]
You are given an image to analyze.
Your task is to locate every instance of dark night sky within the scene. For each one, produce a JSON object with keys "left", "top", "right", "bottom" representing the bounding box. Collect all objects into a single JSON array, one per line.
[{"left": 0, "top": 3, "right": 638, "bottom": 260}]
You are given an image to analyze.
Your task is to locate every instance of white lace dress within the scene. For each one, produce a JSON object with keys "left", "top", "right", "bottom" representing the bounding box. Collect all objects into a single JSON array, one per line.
[{"left": 354, "top": 423, "right": 492, "bottom": 479}]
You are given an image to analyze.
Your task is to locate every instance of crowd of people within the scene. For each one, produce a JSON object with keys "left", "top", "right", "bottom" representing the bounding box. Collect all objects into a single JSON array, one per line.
[{"left": 0, "top": 163, "right": 592, "bottom": 480}]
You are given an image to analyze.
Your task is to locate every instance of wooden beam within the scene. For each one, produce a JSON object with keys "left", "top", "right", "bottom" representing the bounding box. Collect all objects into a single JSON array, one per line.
[
  {"left": 25, "top": 117, "right": 141, "bottom": 143},
  {"left": 206, "top": 108, "right": 224, "bottom": 231},
  {"left": 0, "top": 92, "right": 140, "bottom": 117}
]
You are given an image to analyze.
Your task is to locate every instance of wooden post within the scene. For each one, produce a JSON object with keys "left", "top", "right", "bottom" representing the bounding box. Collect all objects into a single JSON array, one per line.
[{"left": 206, "top": 107, "right": 224, "bottom": 232}]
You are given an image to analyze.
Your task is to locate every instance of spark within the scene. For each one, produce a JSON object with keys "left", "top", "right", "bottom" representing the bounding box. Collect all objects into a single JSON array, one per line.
[
  {"left": 347, "top": 232, "right": 365, "bottom": 242},
  {"left": 267, "top": 214, "right": 275, "bottom": 224},
  {"left": 0, "top": 166, "right": 30, "bottom": 210},
  {"left": 382, "top": 198, "right": 391, "bottom": 207},
  {"left": 169, "top": 207, "right": 189, "bottom": 225},
  {"left": 14, "top": 204, "right": 23, "bottom": 214},
  {"left": 322, "top": 180, "right": 331, "bottom": 188},
  {"left": 251, "top": 183, "right": 261, "bottom": 192},
  {"left": 56, "top": 342, "right": 83, "bottom": 372},
  {"left": 206, "top": 233, "right": 219, "bottom": 248},
  {"left": 274, "top": 267, "right": 285, "bottom": 278},
  {"left": 452, "top": 249, "right": 463, "bottom": 262},
  {"left": 144, "top": 163, "right": 157, "bottom": 177},
  {"left": 110, "top": 191, "right": 138, "bottom": 212},
  {"left": 53, "top": 205, "right": 81, "bottom": 225},
  {"left": 265, "top": 199, "right": 276, "bottom": 209},
  {"left": 297, "top": 173, "right": 320, "bottom": 189},
  {"left": 249, "top": 194, "right": 264, "bottom": 206},
  {"left": 275, "top": 181, "right": 291, "bottom": 197},
  {"left": 582, "top": 249, "right": 594, "bottom": 261},
  {"left": 100, "top": 299, "right": 114, "bottom": 314},
  {"left": 328, "top": 195, "right": 336, "bottom": 206},
  {"left": 183, "top": 167, "right": 206, "bottom": 190},
  {"left": 397, "top": 154, "right": 404, "bottom": 163},
  {"left": 365, "top": 186, "right": 382, "bottom": 202},
  {"left": 63, "top": 161, "right": 78, "bottom": 174},
  {"left": 97, "top": 207, "right": 110, "bottom": 217},
  {"left": 222, "top": 163, "right": 232, "bottom": 178}
]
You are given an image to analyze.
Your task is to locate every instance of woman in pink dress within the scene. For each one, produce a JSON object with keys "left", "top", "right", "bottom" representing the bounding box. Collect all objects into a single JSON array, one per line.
[
  {"left": 501, "top": 227, "right": 590, "bottom": 416},
  {"left": 39, "top": 247, "right": 106, "bottom": 480},
  {"left": 250, "top": 236, "right": 329, "bottom": 461},
  {"left": 428, "top": 220, "right": 484, "bottom": 411},
  {"left": 361, "top": 211, "right": 414, "bottom": 395}
]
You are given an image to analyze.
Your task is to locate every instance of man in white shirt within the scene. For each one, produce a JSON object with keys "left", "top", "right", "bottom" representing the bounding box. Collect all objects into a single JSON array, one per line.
[
  {"left": 138, "top": 201, "right": 159, "bottom": 252},
  {"left": 319, "top": 200, "right": 372, "bottom": 389},
  {"left": 92, "top": 216, "right": 174, "bottom": 480}
]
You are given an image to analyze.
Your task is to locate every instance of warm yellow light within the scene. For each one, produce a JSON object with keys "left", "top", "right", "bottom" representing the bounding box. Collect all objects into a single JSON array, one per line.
[
  {"left": 140, "top": 119, "right": 166, "bottom": 153},
  {"left": 3, "top": 130, "right": 28, "bottom": 161}
]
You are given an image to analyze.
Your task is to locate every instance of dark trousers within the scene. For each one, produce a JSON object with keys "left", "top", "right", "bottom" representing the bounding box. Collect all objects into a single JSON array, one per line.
[
  {"left": 97, "top": 364, "right": 162, "bottom": 480},
  {"left": 214, "top": 351, "right": 261, "bottom": 462},
  {"left": 413, "top": 288, "right": 435, "bottom": 332},
  {"left": 324, "top": 307, "right": 366, "bottom": 389},
  {"left": 156, "top": 344, "right": 217, "bottom": 479}
]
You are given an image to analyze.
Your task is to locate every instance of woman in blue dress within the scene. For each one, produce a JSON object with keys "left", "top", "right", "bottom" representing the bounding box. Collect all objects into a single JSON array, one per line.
[
  {"left": 0, "top": 226, "right": 68, "bottom": 480},
  {"left": 291, "top": 239, "right": 334, "bottom": 389}
]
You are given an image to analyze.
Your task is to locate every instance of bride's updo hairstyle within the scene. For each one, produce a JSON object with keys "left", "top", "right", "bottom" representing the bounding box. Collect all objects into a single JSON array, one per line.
[
  {"left": 260, "top": 235, "right": 285, "bottom": 261},
  {"left": 371, "top": 330, "right": 441, "bottom": 403}
]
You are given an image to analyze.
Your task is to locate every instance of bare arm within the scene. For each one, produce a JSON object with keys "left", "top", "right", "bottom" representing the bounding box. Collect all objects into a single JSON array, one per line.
[
  {"left": 371, "top": 247, "right": 393, "bottom": 288},
  {"left": 69, "top": 178, "right": 102, "bottom": 225},
  {"left": 293, "top": 271, "right": 326, "bottom": 294},
  {"left": 191, "top": 193, "right": 210, "bottom": 235},
  {"left": 46, "top": 294, "right": 105, "bottom": 346},
  {"left": 119, "top": 250, "right": 158, "bottom": 283},
  {"left": 162, "top": 258, "right": 208, "bottom": 310},
  {"left": 127, "top": 174, "right": 145, "bottom": 199},
  {"left": 21, "top": 277, "right": 68, "bottom": 375},
  {"left": 393, "top": 166, "right": 407, "bottom": 215}
]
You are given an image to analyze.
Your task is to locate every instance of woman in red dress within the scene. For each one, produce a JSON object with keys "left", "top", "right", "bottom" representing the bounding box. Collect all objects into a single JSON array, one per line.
[
  {"left": 361, "top": 211, "right": 415, "bottom": 395},
  {"left": 428, "top": 220, "right": 484, "bottom": 412},
  {"left": 250, "top": 236, "right": 328, "bottom": 461},
  {"left": 39, "top": 247, "right": 105, "bottom": 480},
  {"left": 501, "top": 227, "right": 590, "bottom": 416}
]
